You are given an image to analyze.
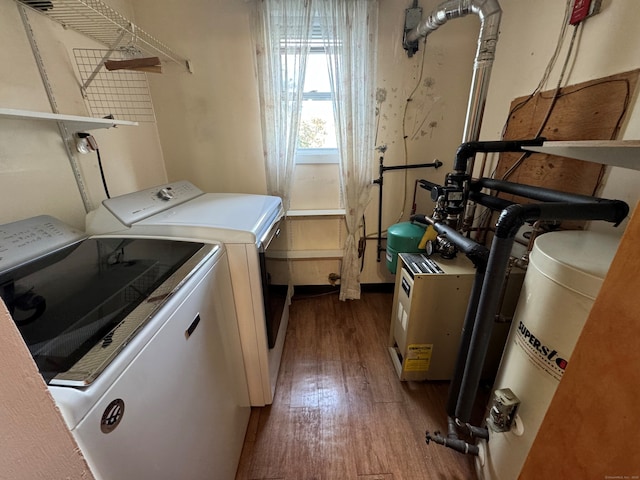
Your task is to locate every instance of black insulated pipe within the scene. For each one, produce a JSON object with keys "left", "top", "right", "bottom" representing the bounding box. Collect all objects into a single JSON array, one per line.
[
  {"left": 418, "top": 139, "right": 629, "bottom": 455},
  {"left": 453, "top": 138, "right": 544, "bottom": 231},
  {"left": 454, "top": 197, "right": 629, "bottom": 423},
  {"left": 473, "top": 177, "right": 625, "bottom": 207},
  {"left": 453, "top": 138, "right": 545, "bottom": 171},
  {"left": 494, "top": 202, "right": 630, "bottom": 238},
  {"left": 410, "top": 214, "right": 491, "bottom": 421},
  {"left": 446, "top": 264, "right": 485, "bottom": 417},
  {"left": 468, "top": 190, "right": 514, "bottom": 212},
  {"left": 410, "top": 214, "right": 489, "bottom": 266},
  {"left": 455, "top": 234, "right": 514, "bottom": 422}
]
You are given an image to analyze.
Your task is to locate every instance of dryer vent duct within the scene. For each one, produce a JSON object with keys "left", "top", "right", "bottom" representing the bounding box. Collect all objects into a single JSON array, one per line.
[{"left": 403, "top": 0, "right": 501, "bottom": 149}]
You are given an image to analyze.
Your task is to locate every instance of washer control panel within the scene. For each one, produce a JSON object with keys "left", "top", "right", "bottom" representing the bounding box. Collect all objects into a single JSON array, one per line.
[
  {"left": 0, "top": 215, "right": 86, "bottom": 274},
  {"left": 101, "top": 181, "right": 204, "bottom": 226}
]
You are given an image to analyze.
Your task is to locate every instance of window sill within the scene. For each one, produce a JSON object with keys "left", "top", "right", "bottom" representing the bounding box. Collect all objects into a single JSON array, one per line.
[
  {"left": 268, "top": 249, "right": 343, "bottom": 259},
  {"left": 287, "top": 209, "right": 345, "bottom": 217},
  {"left": 295, "top": 148, "right": 339, "bottom": 164}
]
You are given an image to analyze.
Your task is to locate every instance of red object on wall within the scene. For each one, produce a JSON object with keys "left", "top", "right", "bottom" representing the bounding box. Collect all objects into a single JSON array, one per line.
[{"left": 570, "top": 0, "right": 592, "bottom": 25}]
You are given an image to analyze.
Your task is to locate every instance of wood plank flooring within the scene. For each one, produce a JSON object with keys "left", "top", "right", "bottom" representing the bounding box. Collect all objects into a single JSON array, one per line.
[{"left": 236, "top": 290, "right": 482, "bottom": 480}]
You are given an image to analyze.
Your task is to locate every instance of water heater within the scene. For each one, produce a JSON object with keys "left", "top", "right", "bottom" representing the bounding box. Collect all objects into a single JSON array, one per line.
[{"left": 476, "top": 230, "right": 620, "bottom": 480}]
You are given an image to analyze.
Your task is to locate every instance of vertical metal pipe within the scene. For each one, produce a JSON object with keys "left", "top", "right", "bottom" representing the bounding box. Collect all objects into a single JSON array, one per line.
[
  {"left": 405, "top": 0, "right": 502, "bottom": 153},
  {"left": 404, "top": 1, "right": 501, "bottom": 232},
  {"left": 462, "top": 2, "right": 501, "bottom": 149},
  {"left": 375, "top": 156, "right": 384, "bottom": 261}
]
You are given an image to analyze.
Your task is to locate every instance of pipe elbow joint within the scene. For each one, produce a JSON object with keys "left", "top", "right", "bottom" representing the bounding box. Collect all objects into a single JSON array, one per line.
[
  {"left": 454, "top": 142, "right": 480, "bottom": 171},
  {"left": 495, "top": 204, "right": 535, "bottom": 239},
  {"left": 473, "top": 0, "right": 502, "bottom": 19},
  {"left": 610, "top": 200, "right": 630, "bottom": 227}
]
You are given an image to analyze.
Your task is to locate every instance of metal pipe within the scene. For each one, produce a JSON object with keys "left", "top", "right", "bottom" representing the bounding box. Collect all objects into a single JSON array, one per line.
[
  {"left": 426, "top": 426, "right": 480, "bottom": 455},
  {"left": 373, "top": 155, "right": 385, "bottom": 262},
  {"left": 373, "top": 159, "right": 442, "bottom": 262},
  {"left": 459, "top": 419, "right": 490, "bottom": 439},
  {"left": 381, "top": 160, "right": 443, "bottom": 172},
  {"left": 405, "top": 0, "right": 502, "bottom": 150}
]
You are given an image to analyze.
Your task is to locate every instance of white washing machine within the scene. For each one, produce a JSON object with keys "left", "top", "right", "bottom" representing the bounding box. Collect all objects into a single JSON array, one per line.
[
  {"left": 0, "top": 216, "right": 250, "bottom": 479},
  {"left": 85, "top": 180, "right": 291, "bottom": 406}
]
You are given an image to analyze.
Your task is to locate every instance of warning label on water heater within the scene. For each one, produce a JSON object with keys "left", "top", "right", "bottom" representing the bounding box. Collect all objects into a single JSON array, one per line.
[
  {"left": 404, "top": 344, "right": 433, "bottom": 372},
  {"left": 514, "top": 320, "right": 569, "bottom": 382}
]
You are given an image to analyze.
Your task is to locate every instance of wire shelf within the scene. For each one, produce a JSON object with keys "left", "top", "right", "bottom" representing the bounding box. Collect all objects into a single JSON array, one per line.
[
  {"left": 74, "top": 48, "right": 155, "bottom": 123},
  {"left": 17, "top": 0, "right": 189, "bottom": 69}
]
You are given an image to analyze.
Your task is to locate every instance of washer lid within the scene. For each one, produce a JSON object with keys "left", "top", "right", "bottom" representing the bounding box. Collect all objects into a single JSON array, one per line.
[
  {"left": 1, "top": 236, "right": 214, "bottom": 386},
  {"left": 530, "top": 230, "right": 621, "bottom": 299}
]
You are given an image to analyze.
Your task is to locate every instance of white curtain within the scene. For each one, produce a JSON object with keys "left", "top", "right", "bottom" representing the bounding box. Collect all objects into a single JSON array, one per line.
[
  {"left": 317, "top": 0, "right": 378, "bottom": 300},
  {"left": 255, "top": 0, "right": 313, "bottom": 211},
  {"left": 255, "top": 0, "right": 378, "bottom": 301}
]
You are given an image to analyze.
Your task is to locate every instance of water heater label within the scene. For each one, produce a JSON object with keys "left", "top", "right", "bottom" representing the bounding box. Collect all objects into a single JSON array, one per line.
[
  {"left": 514, "top": 321, "right": 569, "bottom": 381},
  {"left": 404, "top": 344, "right": 433, "bottom": 372}
]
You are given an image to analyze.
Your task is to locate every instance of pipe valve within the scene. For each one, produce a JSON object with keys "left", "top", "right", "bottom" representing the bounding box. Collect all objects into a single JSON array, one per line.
[{"left": 488, "top": 388, "right": 520, "bottom": 433}]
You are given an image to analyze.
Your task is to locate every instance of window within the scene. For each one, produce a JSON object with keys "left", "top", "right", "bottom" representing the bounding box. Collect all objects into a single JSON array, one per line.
[
  {"left": 278, "top": 21, "right": 342, "bottom": 207},
  {"left": 296, "top": 47, "right": 339, "bottom": 164},
  {"left": 256, "top": 0, "right": 378, "bottom": 299}
]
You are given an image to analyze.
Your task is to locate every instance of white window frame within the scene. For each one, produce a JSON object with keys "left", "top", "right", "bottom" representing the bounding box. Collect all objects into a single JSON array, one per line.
[{"left": 294, "top": 39, "right": 339, "bottom": 165}]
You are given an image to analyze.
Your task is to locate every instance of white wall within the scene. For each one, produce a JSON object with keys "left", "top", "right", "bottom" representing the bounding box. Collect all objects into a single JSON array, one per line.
[
  {"left": 363, "top": 0, "right": 479, "bottom": 284},
  {"left": 132, "top": 0, "right": 480, "bottom": 285},
  {"left": 0, "top": 0, "right": 168, "bottom": 229},
  {"left": 479, "top": 0, "right": 640, "bottom": 233},
  {"left": 131, "top": 0, "right": 268, "bottom": 195}
]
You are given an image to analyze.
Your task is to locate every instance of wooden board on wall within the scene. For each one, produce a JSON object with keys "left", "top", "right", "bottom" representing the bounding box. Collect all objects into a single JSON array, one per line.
[{"left": 495, "top": 69, "right": 639, "bottom": 199}]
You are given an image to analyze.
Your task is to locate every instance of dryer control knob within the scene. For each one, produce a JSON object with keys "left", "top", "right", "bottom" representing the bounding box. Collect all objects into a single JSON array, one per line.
[{"left": 157, "top": 188, "right": 175, "bottom": 201}]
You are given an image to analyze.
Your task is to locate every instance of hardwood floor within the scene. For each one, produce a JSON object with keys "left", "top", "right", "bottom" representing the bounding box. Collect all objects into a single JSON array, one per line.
[{"left": 236, "top": 290, "right": 482, "bottom": 480}]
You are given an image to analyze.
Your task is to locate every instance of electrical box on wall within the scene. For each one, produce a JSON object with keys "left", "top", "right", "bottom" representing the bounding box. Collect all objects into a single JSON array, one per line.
[
  {"left": 570, "top": 0, "right": 602, "bottom": 25},
  {"left": 403, "top": 6, "right": 422, "bottom": 57}
]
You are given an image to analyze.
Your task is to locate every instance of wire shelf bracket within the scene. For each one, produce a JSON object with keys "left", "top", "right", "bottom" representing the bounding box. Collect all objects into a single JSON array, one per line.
[
  {"left": 73, "top": 48, "right": 157, "bottom": 123},
  {"left": 16, "top": 0, "right": 192, "bottom": 75}
]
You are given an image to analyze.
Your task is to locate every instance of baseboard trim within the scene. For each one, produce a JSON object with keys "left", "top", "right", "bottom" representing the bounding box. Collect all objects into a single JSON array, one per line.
[{"left": 292, "top": 283, "right": 394, "bottom": 299}]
